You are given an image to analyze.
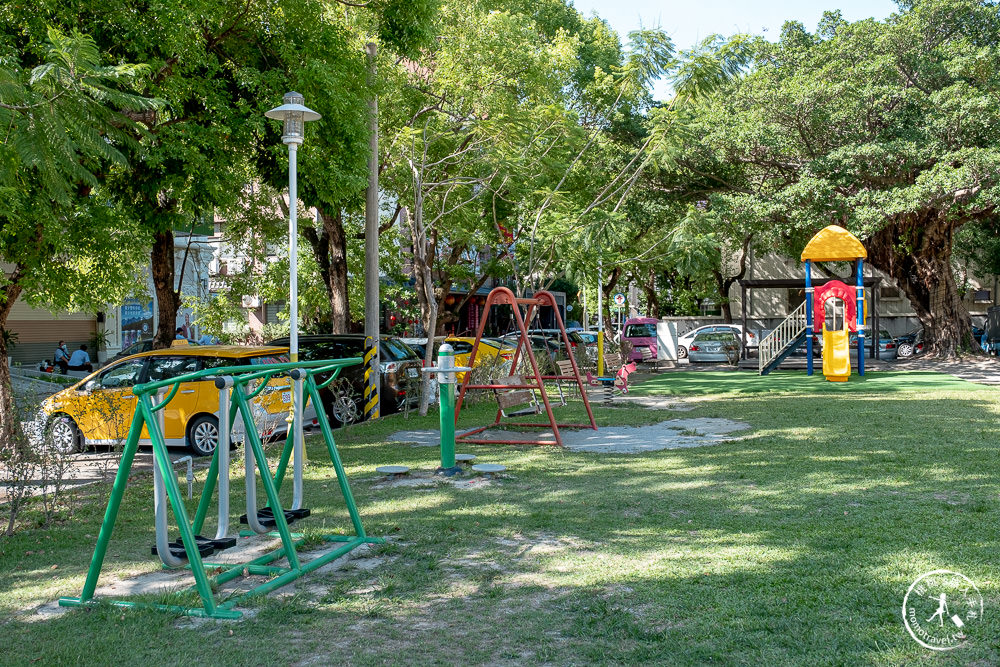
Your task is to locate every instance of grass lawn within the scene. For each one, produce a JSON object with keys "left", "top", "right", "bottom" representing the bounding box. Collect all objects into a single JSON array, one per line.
[{"left": 1, "top": 369, "right": 998, "bottom": 665}]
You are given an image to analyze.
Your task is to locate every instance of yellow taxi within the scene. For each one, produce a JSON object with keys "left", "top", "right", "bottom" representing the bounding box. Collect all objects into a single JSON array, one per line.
[
  {"left": 445, "top": 337, "right": 515, "bottom": 380},
  {"left": 41, "top": 343, "right": 311, "bottom": 456}
]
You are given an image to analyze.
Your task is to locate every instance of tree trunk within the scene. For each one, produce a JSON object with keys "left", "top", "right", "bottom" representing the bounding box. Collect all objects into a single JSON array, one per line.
[
  {"left": 406, "top": 203, "right": 440, "bottom": 417},
  {"left": 151, "top": 230, "right": 181, "bottom": 350},
  {"left": 324, "top": 209, "right": 351, "bottom": 333},
  {"left": 602, "top": 266, "right": 621, "bottom": 341},
  {"left": 713, "top": 233, "right": 752, "bottom": 324},
  {"left": 643, "top": 268, "right": 659, "bottom": 319},
  {"left": 306, "top": 207, "right": 352, "bottom": 334},
  {"left": 867, "top": 215, "right": 974, "bottom": 358},
  {"left": 0, "top": 277, "right": 24, "bottom": 449}
]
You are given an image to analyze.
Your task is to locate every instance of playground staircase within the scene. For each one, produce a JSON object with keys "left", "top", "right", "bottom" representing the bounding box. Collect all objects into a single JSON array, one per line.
[{"left": 758, "top": 301, "right": 808, "bottom": 375}]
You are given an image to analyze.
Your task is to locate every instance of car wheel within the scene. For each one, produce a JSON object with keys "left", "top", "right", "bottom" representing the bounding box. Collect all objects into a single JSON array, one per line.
[
  {"left": 329, "top": 392, "right": 361, "bottom": 426},
  {"left": 187, "top": 415, "right": 219, "bottom": 457},
  {"left": 678, "top": 345, "right": 688, "bottom": 359},
  {"left": 897, "top": 342, "right": 914, "bottom": 359},
  {"left": 46, "top": 415, "right": 82, "bottom": 455}
]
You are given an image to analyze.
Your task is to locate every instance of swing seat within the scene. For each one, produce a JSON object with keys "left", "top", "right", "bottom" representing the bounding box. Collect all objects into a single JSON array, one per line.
[{"left": 495, "top": 375, "right": 540, "bottom": 418}]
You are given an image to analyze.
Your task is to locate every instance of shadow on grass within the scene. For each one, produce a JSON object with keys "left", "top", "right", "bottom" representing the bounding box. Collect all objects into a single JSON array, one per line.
[
  {"left": 629, "top": 369, "right": 985, "bottom": 397},
  {"left": 2, "top": 387, "right": 999, "bottom": 665}
]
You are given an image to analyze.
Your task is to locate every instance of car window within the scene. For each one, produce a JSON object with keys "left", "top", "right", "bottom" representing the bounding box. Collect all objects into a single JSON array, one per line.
[
  {"left": 202, "top": 357, "right": 238, "bottom": 370},
  {"left": 624, "top": 324, "right": 656, "bottom": 337},
  {"left": 696, "top": 332, "right": 736, "bottom": 342},
  {"left": 382, "top": 338, "right": 418, "bottom": 361},
  {"left": 302, "top": 342, "right": 343, "bottom": 360},
  {"left": 250, "top": 355, "right": 290, "bottom": 365},
  {"left": 99, "top": 359, "right": 146, "bottom": 389},
  {"left": 147, "top": 356, "right": 201, "bottom": 382},
  {"left": 449, "top": 340, "right": 473, "bottom": 354}
]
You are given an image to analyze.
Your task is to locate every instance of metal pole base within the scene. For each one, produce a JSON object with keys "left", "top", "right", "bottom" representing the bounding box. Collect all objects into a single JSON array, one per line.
[{"left": 435, "top": 465, "right": 464, "bottom": 477}]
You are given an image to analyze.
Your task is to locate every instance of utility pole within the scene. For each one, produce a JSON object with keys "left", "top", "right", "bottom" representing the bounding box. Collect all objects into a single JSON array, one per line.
[
  {"left": 363, "top": 42, "right": 380, "bottom": 420},
  {"left": 597, "top": 259, "right": 604, "bottom": 376}
]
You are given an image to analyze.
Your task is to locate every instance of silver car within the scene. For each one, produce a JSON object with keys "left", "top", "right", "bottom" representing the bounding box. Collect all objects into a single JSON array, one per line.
[{"left": 687, "top": 331, "right": 741, "bottom": 363}]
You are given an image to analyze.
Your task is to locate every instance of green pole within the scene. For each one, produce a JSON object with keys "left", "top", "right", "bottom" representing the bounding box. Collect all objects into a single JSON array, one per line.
[
  {"left": 232, "top": 383, "right": 302, "bottom": 571},
  {"left": 437, "top": 344, "right": 456, "bottom": 470},
  {"left": 141, "top": 395, "right": 218, "bottom": 613},
  {"left": 302, "top": 372, "right": 367, "bottom": 538},
  {"left": 77, "top": 407, "right": 144, "bottom": 601}
]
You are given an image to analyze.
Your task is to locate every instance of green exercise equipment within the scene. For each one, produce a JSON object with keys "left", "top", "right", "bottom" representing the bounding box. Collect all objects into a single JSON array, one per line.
[{"left": 58, "top": 357, "right": 381, "bottom": 619}]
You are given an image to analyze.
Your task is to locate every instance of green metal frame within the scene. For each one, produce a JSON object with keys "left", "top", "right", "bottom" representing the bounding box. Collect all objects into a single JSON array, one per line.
[{"left": 58, "top": 357, "right": 381, "bottom": 619}]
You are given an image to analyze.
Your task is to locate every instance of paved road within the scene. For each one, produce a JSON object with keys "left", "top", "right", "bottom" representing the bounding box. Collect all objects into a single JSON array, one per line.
[{"left": 0, "top": 450, "right": 157, "bottom": 504}]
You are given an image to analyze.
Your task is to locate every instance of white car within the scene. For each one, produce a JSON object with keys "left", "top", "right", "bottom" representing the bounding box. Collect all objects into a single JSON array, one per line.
[{"left": 677, "top": 325, "right": 757, "bottom": 359}]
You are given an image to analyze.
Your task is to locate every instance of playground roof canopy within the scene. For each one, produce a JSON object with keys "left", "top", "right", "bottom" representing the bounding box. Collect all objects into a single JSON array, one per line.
[{"left": 800, "top": 225, "right": 867, "bottom": 263}]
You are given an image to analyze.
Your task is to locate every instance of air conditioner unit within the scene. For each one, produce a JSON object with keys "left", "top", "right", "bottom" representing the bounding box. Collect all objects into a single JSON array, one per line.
[{"left": 241, "top": 295, "right": 260, "bottom": 308}]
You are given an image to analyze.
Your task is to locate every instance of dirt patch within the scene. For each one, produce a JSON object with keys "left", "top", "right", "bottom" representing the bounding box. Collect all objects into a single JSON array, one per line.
[
  {"left": 902, "top": 356, "right": 1000, "bottom": 385},
  {"left": 21, "top": 534, "right": 380, "bottom": 624},
  {"left": 390, "top": 417, "right": 749, "bottom": 454},
  {"left": 370, "top": 469, "right": 501, "bottom": 490}
]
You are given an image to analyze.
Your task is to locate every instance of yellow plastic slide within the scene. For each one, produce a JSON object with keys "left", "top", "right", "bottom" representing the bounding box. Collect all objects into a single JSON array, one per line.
[{"left": 822, "top": 326, "right": 851, "bottom": 382}]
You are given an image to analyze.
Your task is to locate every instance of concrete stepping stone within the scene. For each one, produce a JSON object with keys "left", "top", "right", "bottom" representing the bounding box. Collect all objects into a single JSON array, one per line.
[
  {"left": 375, "top": 465, "right": 410, "bottom": 477},
  {"left": 471, "top": 463, "right": 506, "bottom": 476}
]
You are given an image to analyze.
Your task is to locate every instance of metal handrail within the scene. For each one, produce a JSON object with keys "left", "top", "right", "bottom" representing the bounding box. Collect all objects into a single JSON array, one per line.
[
  {"left": 758, "top": 301, "right": 808, "bottom": 373},
  {"left": 132, "top": 357, "right": 361, "bottom": 398}
]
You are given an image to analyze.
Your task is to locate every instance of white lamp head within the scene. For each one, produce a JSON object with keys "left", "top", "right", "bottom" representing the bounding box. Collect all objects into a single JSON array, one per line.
[{"left": 265, "top": 91, "right": 321, "bottom": 144}]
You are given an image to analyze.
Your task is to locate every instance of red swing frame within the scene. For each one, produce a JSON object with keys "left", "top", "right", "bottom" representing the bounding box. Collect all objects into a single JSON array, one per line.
[{"left": 454, "top": 287, "right": 597, "bottom": 446}]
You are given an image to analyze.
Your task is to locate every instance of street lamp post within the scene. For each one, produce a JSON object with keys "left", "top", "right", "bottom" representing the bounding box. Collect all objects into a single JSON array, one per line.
[{"left": 265, "top": 92, "right": 320, "bottom": 509}]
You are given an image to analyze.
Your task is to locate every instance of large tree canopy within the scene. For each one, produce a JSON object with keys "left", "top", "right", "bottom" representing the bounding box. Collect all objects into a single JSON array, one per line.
[
  {"left": 682, "top": 0, "right": 1000, "bottom": 356},
  {"left": 0, "top": 27, "right": 154, "bottom": 439}
]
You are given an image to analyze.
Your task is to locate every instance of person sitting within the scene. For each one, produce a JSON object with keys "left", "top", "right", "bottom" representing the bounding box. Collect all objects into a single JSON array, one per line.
[
  {"left": 67, "top": 344, "right": 93, "bottom": 373},
  {"left": 54, "top": 340, "right": 70, "bottom": 374},
  {"left": 175, "top": 327, "right": 187, "bottom": 340}
]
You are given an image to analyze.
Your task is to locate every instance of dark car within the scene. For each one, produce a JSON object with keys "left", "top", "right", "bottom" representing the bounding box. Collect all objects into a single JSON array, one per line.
[
  {"left": 267, "top": 335, "right": 422, "bottom": 425},
  {"left": 895, "top": 324, "right": 985, "bottom": 359},
  {"left": 111, "top": 338, "right": 154, "bottom": 363}
]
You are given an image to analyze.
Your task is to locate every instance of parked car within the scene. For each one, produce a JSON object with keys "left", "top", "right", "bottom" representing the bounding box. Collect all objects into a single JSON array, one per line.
[
  {"left": 446, "top": 336, "right": 517, "bottom": 380},
  {"left": 848, "top": 329, "right": 897, "bottom": 360},
  {"left": 620, "top": 318, "right": 657, "bottom": 362},
  {"left": 41, "top": 343, "right": 305, "bottom": 456},
  {"left": 499, "top": 333, "right": 561, "bottom": 361},
  {"left": 678, "top": 325, "right": 758, "bottom": 359},
  {"left": 687, "top": 331, "right": 741, "bottom": 363},
  {"left": 110, "top": 338, "right": 154, "bottom": 363},
  {"left": 268, "top": 335, "right": 422, "bottom": 425}
]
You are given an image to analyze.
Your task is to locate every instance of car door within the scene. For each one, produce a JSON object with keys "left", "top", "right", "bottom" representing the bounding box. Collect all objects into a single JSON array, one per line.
[
  {"left": 145, "top": 355, "right": 202, "bottom": 444},
  {"left": 79, "top": 357, "right": 148, "bottom": 443}
]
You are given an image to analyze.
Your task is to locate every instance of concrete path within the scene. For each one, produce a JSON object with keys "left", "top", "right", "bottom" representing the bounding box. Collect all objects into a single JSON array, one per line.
[
  {"left": 0, "top": 451, "right": 158, "bottom": 503},
  {"left": 896, "top": 356, "right": 1000, "bottom": 385},
  {"left": 389, "top": 417, "right": 750, "bottom": 454}
]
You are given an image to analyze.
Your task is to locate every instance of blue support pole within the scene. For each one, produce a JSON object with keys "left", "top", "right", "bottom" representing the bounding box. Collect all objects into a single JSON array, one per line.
[
  {"left": 805, "top": 260, "right": 814, "bottom": 376},
  {"left": 856, "top": 259, "right": 865, "bottom": 376}
]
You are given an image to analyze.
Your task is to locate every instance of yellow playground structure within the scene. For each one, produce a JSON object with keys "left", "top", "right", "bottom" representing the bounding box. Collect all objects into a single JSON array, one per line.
[{"left": 801, "top": 226, "right": 868, "bottom": 382}]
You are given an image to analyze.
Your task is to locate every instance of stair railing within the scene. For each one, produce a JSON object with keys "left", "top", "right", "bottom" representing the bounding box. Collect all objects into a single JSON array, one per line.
[{"left": 758, "top": 301, "right": 808, "bottom": 374}]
